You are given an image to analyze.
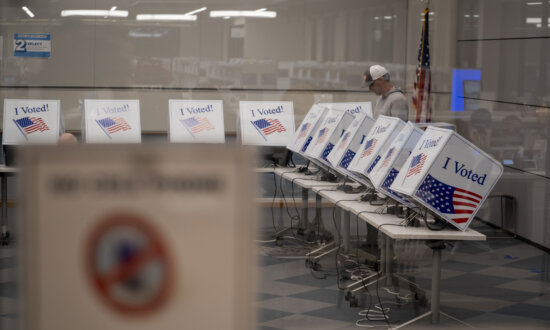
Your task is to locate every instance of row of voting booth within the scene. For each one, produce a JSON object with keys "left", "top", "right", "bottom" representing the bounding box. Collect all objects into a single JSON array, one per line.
[
  {"left": 2, "top": 99, "right": 302, "bottom": 145},
  {"left": 2, "top": 97, "right": 503, "bottom": 231},
  {"left": 287, "top": 103, "right": 503, "bottom": 232}
]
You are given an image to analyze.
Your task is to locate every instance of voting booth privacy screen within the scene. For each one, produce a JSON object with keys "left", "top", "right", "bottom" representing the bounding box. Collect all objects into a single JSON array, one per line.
[
  {"left": 304, "top": 109, "right": 354, "bottom": 168},
  {"left": 84, "top": 99, "right": 142, "bottom": 144},
  {"left": 368, "top": 122, "right": 423, "bottom": 208},
  {"left": 18, "top": 144, "right": 257, "bottom": 330},
  {"left": 317, "top": 102, "right": 373, "bottom": 118},
  {"left": 348, "top": 115, "right": 405, "bottom": 181},
  {"left": 2, "top": 99, "right": 62, "bottom": 145},
  {"left": 391, "top": 127, "right": 503, "bottom": 231},
  {"left": 287, "top": 104, "right": 328, "bottom": 154},
  {"left": 168, "top": 100, "right": 225, "bottom": 143},
  {"left": 239, "top": 101, "right": 295, "bottom": 146}
]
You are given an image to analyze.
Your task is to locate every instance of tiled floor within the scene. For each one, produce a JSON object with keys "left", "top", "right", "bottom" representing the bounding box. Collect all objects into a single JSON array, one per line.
[{"left": 1, "top": 219, "right": 549, "bottom": 329}]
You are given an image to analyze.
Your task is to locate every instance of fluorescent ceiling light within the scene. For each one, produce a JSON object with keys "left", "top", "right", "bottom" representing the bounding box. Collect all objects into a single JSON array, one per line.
[
  {"left": 209, "top": 10, "right": 276, "bottom": 18},
  {"left": 22, "top": 6, "right": 35, "bottom": 18},
  {"left": 256, "top": 8, "right": 267, "bottom": 12},
  {"left": 61, "top": 9, "right": 128, "bottom": 17},
  {"left": 526, "top": 17, "right": 542, "bottom": 24},
  {"left": 185, "top": 7, "right": 207, "bottom": 16},
  {"left": 136, "top": 14, "right": 197, "bottom": 21},
  {"left": 527, "top": 2, "right": 543, "bottom": 5},
  {"left": 384, "top": 16, "right": 392, "bottom": 19}
]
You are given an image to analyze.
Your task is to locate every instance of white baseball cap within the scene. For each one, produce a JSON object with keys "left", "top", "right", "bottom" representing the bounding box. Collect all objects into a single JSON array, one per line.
[{"left": 363, "top": 65, "right": 389, "bottom": 87}]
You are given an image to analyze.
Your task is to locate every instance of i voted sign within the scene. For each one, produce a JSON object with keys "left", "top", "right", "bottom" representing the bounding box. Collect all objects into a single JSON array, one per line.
[
  {"left": 368, "top": 122, "right": 423, "bottom": 208},
  {"left": 169, "top": 100, "right": 225, "bottom": 143},
  {"left": 318, "top": 102, "right": 373, "bottom": 118},
  {"left": 239, "top": 101, "right": 295, "bottom": 146},
  {"left": 287, "top": 104, "right": 328, "bottom": 154},
  {"left": 84, "top": 100, "right": 141, "bottom": 144},
  {"left": 2, "top": 99, "right": 61, "bottom": 145},
  {"left": 391, "top": 127, "right": 503, "bottom": 231},
  {"left": 348, "top": 115, "right": 405, "bottom": 180}
]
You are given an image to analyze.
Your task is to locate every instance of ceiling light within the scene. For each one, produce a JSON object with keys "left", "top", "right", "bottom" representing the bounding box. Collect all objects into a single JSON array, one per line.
[
  {"left": 136, "top": 14, "right": 197, "bottom": 21},
  {"left": 22, "top": 6, "right": 35, "bottom": 18},
  {"left": 209, "top": 10, "right": 276, "bottom": 18},
  {"left": 61, "top": 9, "right": 128, "bottom": 17},
  {"left": 185, "top": 7, "right": 207, "bottom": 16}
]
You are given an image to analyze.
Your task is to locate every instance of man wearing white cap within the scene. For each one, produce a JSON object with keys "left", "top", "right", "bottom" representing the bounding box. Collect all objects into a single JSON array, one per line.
[{"left": 363, "top": 65, "right": 409, "bottom": 121}]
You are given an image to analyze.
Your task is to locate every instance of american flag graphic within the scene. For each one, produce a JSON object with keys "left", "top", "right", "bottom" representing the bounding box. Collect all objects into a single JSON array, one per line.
[
  {"left": 381, "top": 147, "right": 395, "bottom": 168},
  {"left": 13, "top": 117, "right": 49, "bottom": 138},
  {"left": 382, "top": 168, "right": 413, "bottom": 206},
  {"left": 315, "top": 128, "right": 329, "bottom": 145},
  {"left": 96, "top": 117, "right": 132, "bottom": 136},
  {"left": 251, "top": 118, "right": 286, "bottom": 140},
  {"left": 361, "top": 138, "right": 377, "bottom": 158},
  {"left": 301, "top": 136, "right": 313, "bottom": 152},
  {"left": 406, "top": 153, "right": 427, "bottom": 177},
  {"left": 297, "top": 123, "right": 310, "bottom": 139},
  {"left": 321, "top": 143, "right": 335, "bottom": 162},
  {"left": 337, "top": 132, "right": 351, "bottom": 151},
  {"left": 339, "top": 149, "right": 356, "bottom": 169},
  {"left": 415, "top": 174, "right": 482, "bottom": 224},
  {"left": 180, "top": 117, "right": 215, "bottom": 135},
  {"left": 367, "top": 155, "right": 381, "bottom": 174}
]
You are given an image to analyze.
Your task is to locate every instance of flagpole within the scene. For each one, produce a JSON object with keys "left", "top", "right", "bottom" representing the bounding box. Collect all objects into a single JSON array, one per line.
[
  {"left": 95, "top": 119, "right": 113, "bottom": 140},
  {"left": 13, "top": 119, "right": 29, "bottom": 141},
  {"left": 251, "top": 121, "right": 268, "bottom": 142}
]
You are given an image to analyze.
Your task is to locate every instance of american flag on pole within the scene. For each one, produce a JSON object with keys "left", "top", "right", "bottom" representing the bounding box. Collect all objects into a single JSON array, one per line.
[
  {"left": 315, "top": 128, "right": 329, "bottom": 145},
  {"left": 180, "top": 117, "right": 215, "bottom": 137},
  {"left": 251, "top": 118, "right": 286, "bottom": 140},
  {"left": 96, "top": 117, "right": 131, "bottom": 137},
  {"left": 381, "top": 147, "right": 395, "bottom": 168},
  {"left": 406, "top": 153, "right": 427, "bottom": 177},
  {"left": 13, "top": 117, "right": 49, "bottom": 138},
  {"left": 412, "top": 5, "right": 432, "bottom": 123},
  {"left": 336, "top": 132, "right": 351, "bottom": 151},
  {"left": 415, "top": 174, "right": 482, "bottom": 224},
  {"left": 297, "top": 123, "right": 310, "bottom": 139},
  {"left": 361, "top": 138, "right": 377, "bottom": 158}
]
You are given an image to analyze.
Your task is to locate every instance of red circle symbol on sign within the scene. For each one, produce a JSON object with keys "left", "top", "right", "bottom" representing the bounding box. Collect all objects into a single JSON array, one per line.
[{"left": 85, "top": 212, "right": 173, "bottom": 316}]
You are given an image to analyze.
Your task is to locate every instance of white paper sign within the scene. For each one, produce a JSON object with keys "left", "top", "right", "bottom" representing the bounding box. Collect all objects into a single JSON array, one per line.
[
  {"left": 169, "top": 100, "right": 225, "bottom": 143},
  {"left": 304, "top": 109, "right": 354, "bottom": 166},
  {"left": 2, "top": 99, "right": 61, "bottom": 145},
  {"left": 239, "top": 101, "right": 295, "bottom": 146},
  {"left": 348, "top": 115, "right": 405, "bottom": 179},
  {"left": 368, "top": 122, "right": 423, "bottom": 207},
  {"left": 318, "top": 102, "right": 373, "bottom": 118},
  {"left": 287, "top": 104, "right": 328, "bottom": 153},
  {"left": 391, "top": 127, "right": 503, "bottom": 231},
  {"left": 84, "top": 99, "right": 141, "bottom": 144}
]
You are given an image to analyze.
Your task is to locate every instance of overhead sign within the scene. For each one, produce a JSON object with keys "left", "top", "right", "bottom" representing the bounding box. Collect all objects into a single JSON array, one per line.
[
  {"left": 19, "top": 144, "right": 257, "bottom": 330},
  {"left": 168, "top": 100, "right": 225, "bottom": 143},
  {"left": 348, "top": 115, "right": 405, "bottom": 180},
  {"left": 391, "top": 127, "right": 503, "bottom": 231},
  {"left": 287, "top": 104, "right": 328, "bottom": 154},
  {"left": 84, "top": 99, "right": 141, "bottom": 144},
  {"left": 239, "top": 101, "right": 295, "bottom": 146},
  {"left": 368, "top": 122, "right": 423, "bottom": 207},
  {"left": 14, "top": 33, "right": 51, "bottom": 58},
  {"left": 318, "top": 102, "right": 373, "bottom": 118},
  {"left": 2, "top": 99, "right": 62, "bottom": 145}
]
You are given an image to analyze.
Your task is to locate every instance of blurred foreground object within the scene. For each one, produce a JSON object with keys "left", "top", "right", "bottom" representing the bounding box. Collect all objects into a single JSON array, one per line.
[{"left": 18, "top": 144, "right": 257, "bottom": 330}]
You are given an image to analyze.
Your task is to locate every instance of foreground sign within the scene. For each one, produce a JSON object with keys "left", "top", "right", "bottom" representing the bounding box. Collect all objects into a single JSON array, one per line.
[{"left": 19, "top": 144, "right": 257, "bottom": 330}]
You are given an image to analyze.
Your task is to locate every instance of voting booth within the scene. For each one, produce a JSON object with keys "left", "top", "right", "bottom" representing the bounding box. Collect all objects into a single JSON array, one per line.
[
  {"left": 239, "top": 101, "right": 295, "bottom": 146},
  {"left": 318, "top": 102, "right": 373, "bottom": 118},
  {"left": 391, "top": 126, "right": 503, "bottom": 231},
  {"left": 348, "top": 115, "right": 406, "bottom": 181},
  {"left": 2, "top": 99, "right": 63, "bottom": 145},
  {"left": 168, "top": 100, "right": 225, "bottom": 143},
  {"left": 18, "top": 144, "right": 257, "bottom": 330},
  {"left": 325, "top": 114, "right": 376, "bottom": 185},
  {"left": 287, "top": 104, "right": 329, "bottom": 154},
  {"left": 367, "top": 122, "right": 423, "bottom": 208},
  {"left": 304, "top": 109, "right": 354, "bottom": 168},
  {"left": 84, "top": 99, "right": 142, "bottom": 144}
]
